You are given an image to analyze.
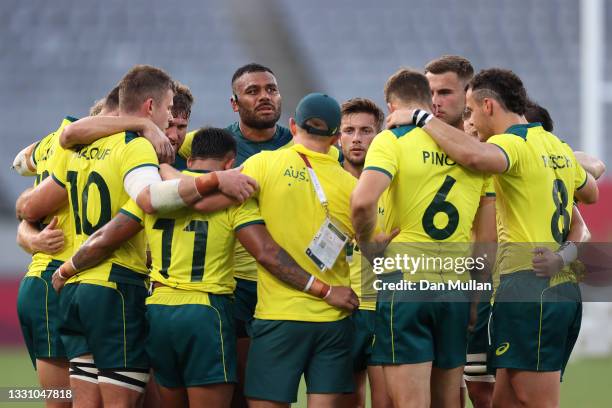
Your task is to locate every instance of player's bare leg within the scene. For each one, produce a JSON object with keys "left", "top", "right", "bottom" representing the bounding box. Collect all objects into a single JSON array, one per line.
[
  {"left": 98, "top": 383, "right": 142, "bottom": 408},
  {"left": 70, "top": 379, "right": 102, "bottom": 408},
  {"left": 142, "top": 374, "right": 162, "bottom": 408},
  {"left": 497, "top": 369, "right": 560, "bottom": 408},
  {"left": 383, "top": 362, "right": 431, "bottom": 408},
  {"left": 466, "top": 380, "right": 494, "bottom": 408},
  {"left": 232, "top": 337, "right": 250, "bottom": 408},
  {"left": 157, "top": 386, "right": 188, "bottom": 408},
  {"left": 36, "top": 358, "right": 71, "bottom": 408},
  {"left": 341, "top": 370, "right": 366, "bottom": 408},
  {"left": 69, "top": 355, "right": 102, "bottom": 408},
  {"left": 491, "top": 369, "right": 522, "bottom": 408},
  {"left": 187, "top": 384, "right": 234, "bottom": 408},
  {"left": 247, "top": 399, "right": 289, "bottom": 408},
  {"left": 307, "top": 393, "right": 344, "bottom": 408},
  {"left": 367, "top": 366, "right": 392, "bottom": 408},
  {"left": 430, "top": 366, "right": 464, "bottom": 408}
]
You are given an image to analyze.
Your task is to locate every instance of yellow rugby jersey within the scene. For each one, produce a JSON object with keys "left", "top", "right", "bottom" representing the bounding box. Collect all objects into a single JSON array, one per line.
[
  {"left": 347, "top": 191, "right": 386, "bottom": 311},
  {"left": 364, "top": 125, "right": 489, "bottom": 280},
  {"left": 487, "top": 123, "right": 587, "bottom": 285},
  {"left": 241, "top": 143, "right": 356, "bottom": 322},
  {"left": 26, "top": 117, "right": 77, "bottom": 277},
  {"left": 52, "top": 131, "right": 158, "bottom": 287},
  {"left": 181, "top": 125, "right": 344, "bottom": 282},
  {"left": 233, "top": 142, "right": 344, "bottom": 282},
  {"left": 120, "top": 171, "right": 263, "bottom": 295}
]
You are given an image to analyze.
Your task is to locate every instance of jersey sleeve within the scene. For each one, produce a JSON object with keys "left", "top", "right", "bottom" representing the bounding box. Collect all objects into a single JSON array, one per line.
[
  {"left": 241, "top": 152, "right": 267, "bottom": 196},
  {"left": 481, "top": 175, "right": 496, "bottom": 197},
  {"left": 568, "top": 150, "right": 588, "bottom": 191},
  {"left": 178, "top": 130, "right": 196, "bottom": 160},
  {"left": 120, "top": 134, "right": 160, "bottom": 181},
  {"left": 31, "top": 140, "right": 44, "bottom": 168},
  {"left": 49, "top": 142, "right": 72, "bottom": 188},
  {"left": 119, "top": 198, "right": 145, "bottom": 226},
  {"left": 230, "top": 198, "right": 265, "bottom": 232},
  {"left": 487, "top": 134, "right": 523, "bottom": 175},
  {"left": 363, "top": 131, "right": 399, "bottom": 179}
]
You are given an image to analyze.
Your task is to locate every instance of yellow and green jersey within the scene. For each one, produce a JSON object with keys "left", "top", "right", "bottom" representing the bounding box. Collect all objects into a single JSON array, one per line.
[
  {"left": 52, "top": 131, "right": 158, "bottom": 287},
  {"left": 364, "top": 125, "right": 490, "bottom": 280},
  {"left": 347, "top": 183, "right": 386, "bottom": 311},
  {"left": 487, "top": 123, "right": 588, "bottom": 285},
  {"left": 120, "top": 169, "right": 264, "bottom": 297},
  {"left": 26, "top": 117, "right": 77, "bottom": 277},
  {"left": 180, "top": 123, "right": 343, "bottom": 282},
  {"left": 241, "top": 143, "right": 356, "bottom": 322}
]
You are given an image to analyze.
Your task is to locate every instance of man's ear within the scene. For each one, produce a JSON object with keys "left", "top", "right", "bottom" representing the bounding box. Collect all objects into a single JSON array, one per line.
[
  {"left": 483, "top": 98, "right": 494, "bottom": 116},
  {"left": 224, "top": 153, "right": 236, "bottom": 170},
  {"left": 230, "top": 94, "right": 239, "bottom": 113},
  {"left": 329, "top": 134, "right": 340, "bottom": 147},
  {"left": 387, "top": 102, "right": 395, "bottom": 113},
  {"left": 289, "top": 117, "right": 297, "bottom": 136},
  {"left": 187, "top": 157, "right": 194, "bottom": 168},
  {"left": 144, "top": 98, "right": 154, "bottom": 116}
]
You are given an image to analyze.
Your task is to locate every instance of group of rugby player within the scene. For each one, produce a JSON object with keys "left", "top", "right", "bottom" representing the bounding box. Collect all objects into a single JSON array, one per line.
[{"left": 12, "top": 55, "right": 605, "bottom": 408}]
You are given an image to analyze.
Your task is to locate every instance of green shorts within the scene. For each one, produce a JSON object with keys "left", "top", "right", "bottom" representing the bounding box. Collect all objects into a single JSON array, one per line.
[
  {"left": 245, "top": 318, "right": 354, "bottom": 403},
  {"left": 146, "top": 294, "right": 236, "bottom": 388},
  {"left": 371, "top": 289, "right": 470, "bottom": 369},
  {"left": 59, "top": 282, "right": 149, "bottom": 370},
  {"left": 234, "top": 278, "right": 257, "bottom": 338},
  {"left": 351, "top": 309, "right": 376, "bottom": 371},
  {"left": 17, "top": 261, "right": 67, "bottom": 368},
  {"left": 489, "top": 271, "right": 581, "bottom": 373}
]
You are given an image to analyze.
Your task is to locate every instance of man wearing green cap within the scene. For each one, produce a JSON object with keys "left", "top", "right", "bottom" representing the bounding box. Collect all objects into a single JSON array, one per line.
[{"left": 241, "top": 93, "right": 360, "bottom": 407}]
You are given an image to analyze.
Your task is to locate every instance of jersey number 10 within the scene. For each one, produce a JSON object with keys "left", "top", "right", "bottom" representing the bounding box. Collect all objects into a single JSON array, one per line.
[{"left": 67, "top": 170, "right": 111, "bottom": 236}]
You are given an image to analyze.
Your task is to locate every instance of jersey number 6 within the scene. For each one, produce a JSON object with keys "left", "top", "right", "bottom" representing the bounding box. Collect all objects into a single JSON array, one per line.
[{"left": 422, "top": 175, "right": 459, "bottom": 240}]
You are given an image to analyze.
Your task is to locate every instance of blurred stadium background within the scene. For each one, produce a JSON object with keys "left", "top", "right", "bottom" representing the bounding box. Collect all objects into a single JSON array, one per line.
[{"left": 0, "top": 0, "right": 611, "bottom": 406}]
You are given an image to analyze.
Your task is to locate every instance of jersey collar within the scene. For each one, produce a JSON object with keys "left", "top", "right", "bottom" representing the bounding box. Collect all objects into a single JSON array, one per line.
[
  {"left": 291, "top": 143, "right": 337, "bottom": 161},
  {"left": 504, "top": 122, "right": 542, "bottom": 139}
]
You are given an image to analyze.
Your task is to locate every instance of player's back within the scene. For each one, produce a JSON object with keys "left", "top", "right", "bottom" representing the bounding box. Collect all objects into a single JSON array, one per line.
[
  {"left": 242, "top": 144, "right": 356, "bottom": 321},
  {"left": 367, "top": 125, "right": 487, "bottom": 242},
  {"left": 122, "top": 170, "right": 263, "bottom": 294},
  {"left": 27, "top": 117, "right": 77, "bottom": 276},
  {"left": 487, "top": 123, "right": 587, "bottom": 280},
  {"left": 55, "top": 131, "right": 159, "bottom": 285}
]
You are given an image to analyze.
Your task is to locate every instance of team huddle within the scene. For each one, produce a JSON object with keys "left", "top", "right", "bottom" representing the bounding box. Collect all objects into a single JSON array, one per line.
[{"left": 12, "top": 56, "right": 605, "bottom": 408}]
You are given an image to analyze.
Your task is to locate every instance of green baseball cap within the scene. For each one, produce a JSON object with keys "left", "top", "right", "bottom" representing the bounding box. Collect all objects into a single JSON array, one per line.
[{"left": 295, "top": 93, "right": 341, "bottom": 136}]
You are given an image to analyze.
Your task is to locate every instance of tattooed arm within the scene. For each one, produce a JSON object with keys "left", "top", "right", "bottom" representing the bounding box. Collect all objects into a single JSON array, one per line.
[
  {"left": 236, "top": 223, "right": 359, "bottom": 311},
  {"left": 52, "top": 213, "right": 143, "bottom": 292}
]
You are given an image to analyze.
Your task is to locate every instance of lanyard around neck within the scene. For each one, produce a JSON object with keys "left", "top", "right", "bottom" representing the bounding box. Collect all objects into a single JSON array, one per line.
[{"left": 298, "top": 152, "right": 329, "bottom": 215}]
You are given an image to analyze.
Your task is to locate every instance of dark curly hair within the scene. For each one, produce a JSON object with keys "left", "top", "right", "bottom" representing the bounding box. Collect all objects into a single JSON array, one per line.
[
  {"left": 191, "top": 127, "right": 237, "bottom": 160},
  {"left": 468, "top": 68, "right": 528, "bottom": 115},
  {"left": 524, "top": 100, "right": 554, "bottom": 132}
]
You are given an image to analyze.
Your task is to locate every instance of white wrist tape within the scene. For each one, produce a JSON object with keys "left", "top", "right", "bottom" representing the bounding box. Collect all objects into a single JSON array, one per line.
[
  {"left": 413, "top": 109, "right": 433, "bottom": 127},
  {"left": 124, "top": 166, "right": 161, "bottom": 201},
  {"left": 303, "top": 275, "right": 315, "bottom": 292},
  {"left": 12, "top": 149, "right": 36, "bottom": 176},
  {"left": 150, "top": 179, "right": 185, "bottom": 212},
  {"left": 556, "top": 241, "right": 578, "bottom": 266},
  {"left": 323, "top": 286, "right": 332, "bottom": 299}
]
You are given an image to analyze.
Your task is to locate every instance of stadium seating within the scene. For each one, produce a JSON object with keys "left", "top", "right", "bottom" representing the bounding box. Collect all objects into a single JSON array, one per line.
[{"left": 1, "top": 0, "right": 611, "bottom": 358}]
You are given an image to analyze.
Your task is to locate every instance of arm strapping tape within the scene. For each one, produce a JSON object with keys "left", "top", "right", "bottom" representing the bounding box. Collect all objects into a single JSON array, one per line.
[{"left": 124, "top": 166, "right": 161, "bottom": 202}]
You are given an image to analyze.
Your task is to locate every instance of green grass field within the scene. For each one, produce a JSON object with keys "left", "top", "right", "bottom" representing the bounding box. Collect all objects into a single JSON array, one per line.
[{"left": 0, "top": 347, "right": 609, "bottom": 407}]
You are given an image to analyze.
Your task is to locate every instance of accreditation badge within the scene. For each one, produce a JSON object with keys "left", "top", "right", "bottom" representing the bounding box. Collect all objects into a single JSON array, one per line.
[{"left": 306, "top": 217, "right": 349, "bottom": 272}]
